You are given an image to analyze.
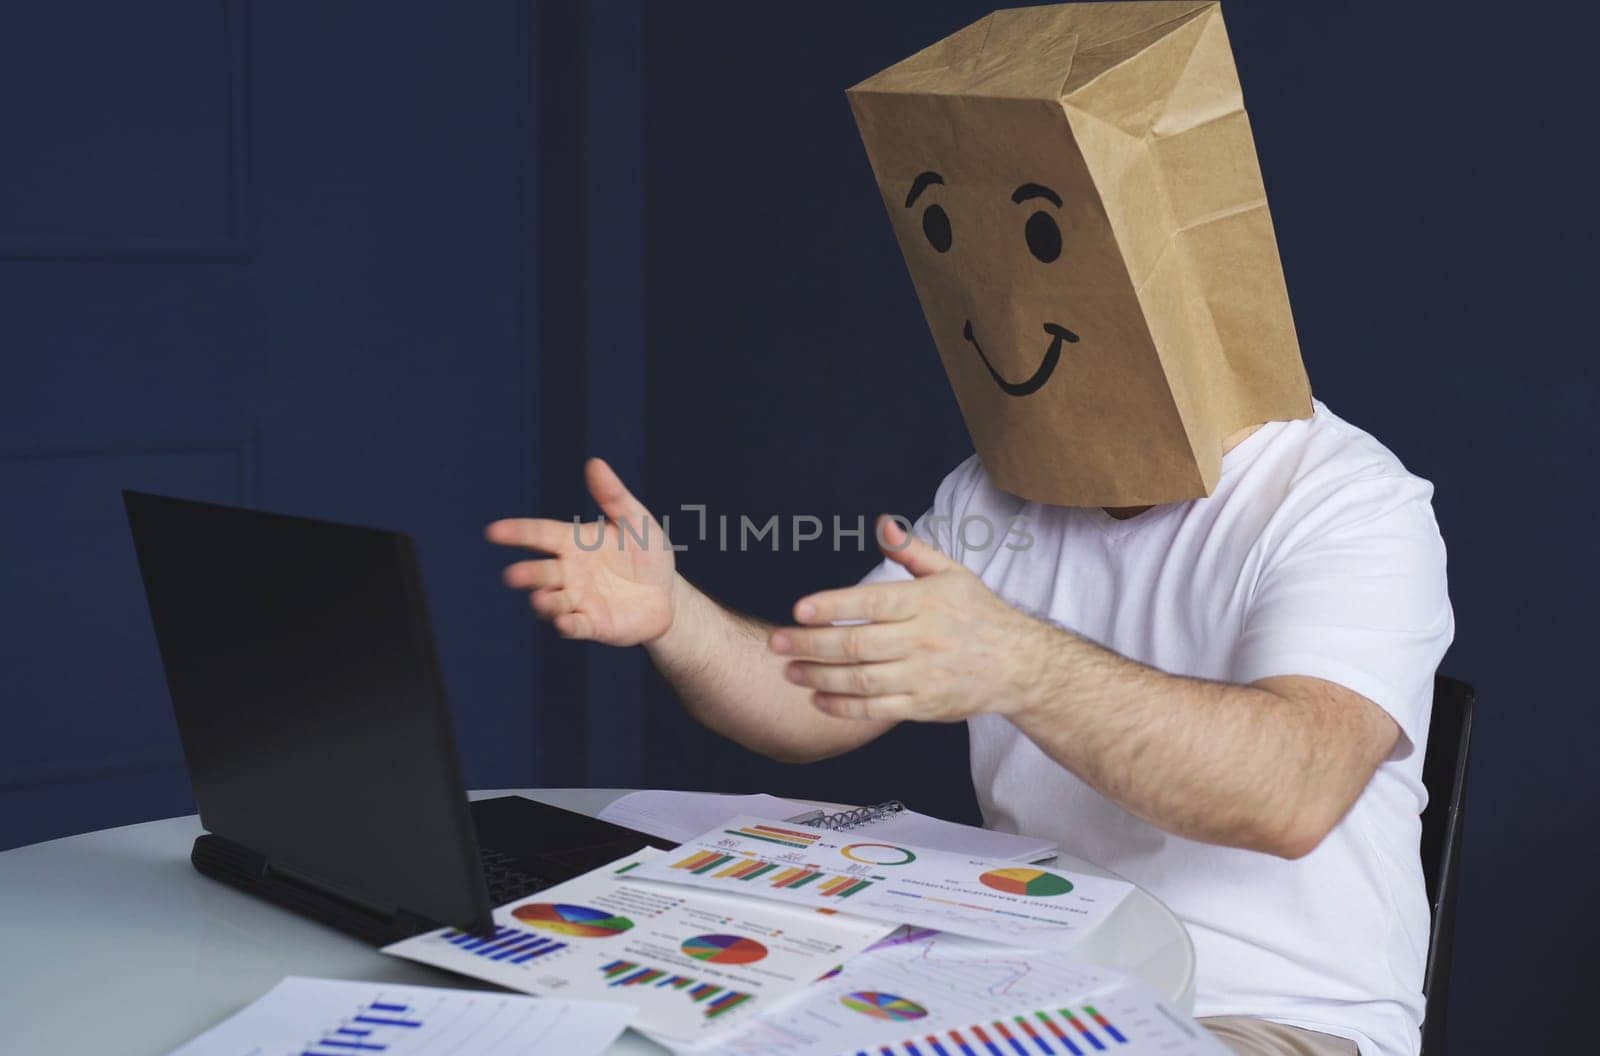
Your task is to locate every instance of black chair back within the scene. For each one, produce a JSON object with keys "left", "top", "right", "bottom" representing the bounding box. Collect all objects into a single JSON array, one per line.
[{"left": 1419, "top": 675, "right": 1474, "bottom": 1056}]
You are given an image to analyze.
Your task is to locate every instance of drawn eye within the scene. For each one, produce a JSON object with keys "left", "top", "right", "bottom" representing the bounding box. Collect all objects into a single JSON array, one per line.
[
  {"left": 922, "top": 204, "right": 952, "bottom": 253},
  {"left": 1025, "top": 211, "right": 1061, "bottom": 263}
]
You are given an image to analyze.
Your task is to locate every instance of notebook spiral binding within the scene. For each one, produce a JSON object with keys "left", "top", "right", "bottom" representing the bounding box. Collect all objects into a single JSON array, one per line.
[{"left": 800, "top": 800, "right": 907, "bottom": 831}]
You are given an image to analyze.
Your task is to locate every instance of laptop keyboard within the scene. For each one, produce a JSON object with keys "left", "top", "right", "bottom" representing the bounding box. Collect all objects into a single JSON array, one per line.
[{"left": 480, "top": 845, "right": 554, "bottom": 904}]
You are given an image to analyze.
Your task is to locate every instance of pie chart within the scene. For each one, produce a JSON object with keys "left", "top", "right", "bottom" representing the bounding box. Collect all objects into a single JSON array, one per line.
[
  {"left": 510, "top": 901, "right": 634, "bottom": 938},
  {"left": 841, "top": 842, "right": 917, "bottom": 866},
  {"left": 978, "top": 867, "right": 1074, "bottom": 897},
  {"left": 840, "top": 991, "right": 928, "bottom": 1021},
  {"left": 680, "top": 933, "right": 769, "bottom": 965}
]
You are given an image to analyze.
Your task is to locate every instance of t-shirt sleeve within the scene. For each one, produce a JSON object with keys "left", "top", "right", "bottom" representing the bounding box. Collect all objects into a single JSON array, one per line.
[
  {"left": 855, "top": 455, "right": 981, "bottom": 587},
  {"left": 1231, "top": 474, "right": 1454, "bottom": 756},
  {"left": 857, "top": 553, "right": 913, "bottom": 587}
]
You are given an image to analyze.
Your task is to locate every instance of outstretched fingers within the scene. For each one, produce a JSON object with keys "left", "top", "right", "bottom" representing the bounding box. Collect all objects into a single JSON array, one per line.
[
  {"left": 529, "top": 587, "right": 579, "bottom": 618},
  {"left": 785, "top": 660, "right": 912, "bottom": 696},
  {"left": 585, "top": 458, "right": 651, "bottom": 532},
  {"left": 811, "top": 692, "right": 916, "bottom": 722},
  {"left": 502, "top": 559, "right": 564, "bottom": 591},
  {"left": 793, "top": 582, "right": 918, "bottom": 625},
  {"left": 877, "top": 515, "right": 954, "bottom": 577},
  {"left": 553, "top": 612, "right": 594, "bottom": 639},
  {"left": 485, "top": 517, "right": 576, "bottom": 555},
  {"left": 770, "top": 623, "right": 912, "bottom": 662}
]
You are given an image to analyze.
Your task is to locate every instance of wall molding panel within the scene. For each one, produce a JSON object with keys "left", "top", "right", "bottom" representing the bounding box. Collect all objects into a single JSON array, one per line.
[{"left": 0, "top": 0, "right": 253, "bottom": 260}]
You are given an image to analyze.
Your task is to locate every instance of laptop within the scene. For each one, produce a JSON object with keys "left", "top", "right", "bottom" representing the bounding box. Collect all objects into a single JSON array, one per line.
[{"left": 123, "top": 491, "right": 675, "bottom": 945}]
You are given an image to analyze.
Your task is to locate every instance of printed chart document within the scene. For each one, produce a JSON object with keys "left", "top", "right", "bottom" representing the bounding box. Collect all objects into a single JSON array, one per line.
[
  {"left": 657, "top": 931, "right": 1226, "bottom": 1056},
  {"left": 384, "top": 848, "right": 896, "bottom": 1043},
  {"left": 165, "top": 976, "right": 632, "bottom": 1056},
  {"left": 598, "top": 791, "right": 814, "bottom": 845},
  {"left": 599, "top": 790, "right": 1057, "bottom": 863},
  {"left": 633, "top": 816, "right": 1131, "bottom": 946}
]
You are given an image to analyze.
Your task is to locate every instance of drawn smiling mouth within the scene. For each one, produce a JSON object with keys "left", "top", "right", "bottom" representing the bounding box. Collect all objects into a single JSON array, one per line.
[{"left": 963, "top": 320, "right": 1080, "bottom": 397}]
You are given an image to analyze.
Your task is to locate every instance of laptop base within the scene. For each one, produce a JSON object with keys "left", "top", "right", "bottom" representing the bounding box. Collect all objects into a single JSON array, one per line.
[{"left": 192, "top": 795, "right": 675, "bottom": 946}]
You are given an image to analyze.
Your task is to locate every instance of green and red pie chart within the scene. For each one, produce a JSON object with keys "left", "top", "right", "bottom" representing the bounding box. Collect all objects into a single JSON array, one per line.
[
  {"left": 680, "top": 933, "right": 769, "bottom": 964},
  {"left": 977, "top": 866, "right": 1074, "bottom": 897}
]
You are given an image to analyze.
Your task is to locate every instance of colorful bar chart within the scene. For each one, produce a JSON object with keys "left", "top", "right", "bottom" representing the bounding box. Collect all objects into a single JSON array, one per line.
[
  {"left": 668, "top": 851, "right": 877, "bottom": 899},
  {"left": 598, "top": 960, "right": 753, "bottom": 1019},
  {"left": 439, "top": 924, "right": 568, "bottom": 965},
  {"left": 705, "top": 991, "right": 754, "bottom": 1018},
  {"left": 767, "top": 865, "right": 824, "bottom": 889},
  {"left": 817, "top": 875, "right": 873, "bottom": 898},
  {"left": 722, "top": 823, "right": 822, "bottom": 849},
  {"left": 849, "top": 1005, "right": 1131, "bottom": 1056},
  {"left": 673, "top": 850, "right": 738, "bottom": 875},
  {"left": 1084, "top": 1006, "right": 1127, "bottom": 1044},
  {"left": 711, "top": 859, "right": 781, "bottom": 882}
]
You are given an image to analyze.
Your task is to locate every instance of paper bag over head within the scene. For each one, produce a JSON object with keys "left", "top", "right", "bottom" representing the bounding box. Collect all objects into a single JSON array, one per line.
[{"left": 847, "top": 1, "right": 1312, "bottom": 507}]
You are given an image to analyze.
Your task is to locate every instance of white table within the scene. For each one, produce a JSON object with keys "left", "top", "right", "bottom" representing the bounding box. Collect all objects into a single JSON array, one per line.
[{"left": 0, "top": 788, "right": 1195, "bottom": 1053}]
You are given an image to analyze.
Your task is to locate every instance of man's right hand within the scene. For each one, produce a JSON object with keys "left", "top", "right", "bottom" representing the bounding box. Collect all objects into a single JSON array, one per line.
[{"left": 486, "top": 458, "right": 675, "bottom": 645}]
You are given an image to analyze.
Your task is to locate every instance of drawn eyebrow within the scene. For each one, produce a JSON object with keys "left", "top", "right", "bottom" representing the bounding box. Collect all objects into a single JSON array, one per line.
[
  {"left": 1012, "top": 183, "right": 1062, "bottom": 207},
  {"left": 904, "top": 171, "right": 944, "bottom": 208}
]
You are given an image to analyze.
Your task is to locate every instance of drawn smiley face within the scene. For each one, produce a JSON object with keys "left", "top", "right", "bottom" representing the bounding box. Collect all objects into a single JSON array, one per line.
[{"left": 903, "top": 170, "right": 1080, "bottom": 397}]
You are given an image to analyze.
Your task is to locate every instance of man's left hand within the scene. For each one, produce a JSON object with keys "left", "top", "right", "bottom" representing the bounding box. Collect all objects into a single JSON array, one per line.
[{"left": 769, "top": 516, "right": 1047, "bottom": 722}]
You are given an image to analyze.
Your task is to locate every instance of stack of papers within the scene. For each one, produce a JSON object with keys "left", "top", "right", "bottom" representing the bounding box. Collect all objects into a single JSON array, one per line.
[
  {"left": 379, "top": 813, "right": 1228, "bottom": 1056},
  {"left": 631, "top": 815, "right": 1127, "bottom": 945},
  {"left": 166, "top": 976, "right": 631, "bottom": 1056},
  {"left": 662, "top": 929, "right": 1211, "bottom": 1056},
  {"left": 384, "top": 847, "right": 895, "bottom": 1044},
  {"left": 598, "top": 789, "right": 1059, "bottom": 863},
  {"left": 170, "top": 807, "right": 1218, "bottom": 1055}
]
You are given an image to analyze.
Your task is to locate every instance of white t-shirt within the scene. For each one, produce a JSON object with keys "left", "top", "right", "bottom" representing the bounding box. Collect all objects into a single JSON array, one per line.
[{"left": 862, "top": 401, "right": 1453, "bottom": 1056}]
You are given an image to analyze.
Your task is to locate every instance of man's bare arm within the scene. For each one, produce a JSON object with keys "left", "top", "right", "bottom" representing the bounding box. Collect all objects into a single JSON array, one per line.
[
  {"left": 1006, "top": 629, "right": 1398, "bottom": 858},
  {"left": 775, "top": 518, "right": 1399, "bottom": 858},
  {"left": 488, "top": 458, "right": 893, "bottom": 764},
  {"left": 645, "top": 576, "right": 895, "bottom": 764}
]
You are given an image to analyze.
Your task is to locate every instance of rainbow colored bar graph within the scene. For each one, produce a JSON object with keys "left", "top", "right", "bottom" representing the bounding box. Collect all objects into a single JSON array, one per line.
[
  {"left": 673, "top": 850, "right": 739, "bottom": 875},
  {"left": 439, "top": 924, "right": 567, "bottom": 964},
  {"left": 600, "top": 960, "right": 753, "bottom": 1019},
  {"left": 669, "top": 850, "right": 876, "bottom": 898},
  {"left": 722, "top": 823, "right": 822, "bottom": 849},
  {"left": 850, "top": 1005, "right": 1130, "bottom": 1056}
]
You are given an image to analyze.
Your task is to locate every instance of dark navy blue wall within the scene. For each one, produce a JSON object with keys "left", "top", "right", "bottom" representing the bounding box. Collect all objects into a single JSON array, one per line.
[
  {"left": 638, "top": 4, "right": 982, "bottom": 819},
  {"left": 0, "top": 1, "right": 546, "bottom": 845},
  {"left": 2, "top": 2, "right": 1594, "bottom": 1052}
]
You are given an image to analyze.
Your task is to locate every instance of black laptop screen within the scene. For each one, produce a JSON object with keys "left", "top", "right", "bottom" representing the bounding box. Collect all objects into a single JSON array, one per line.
[{"left": 124, "top": 492, "right": 489, "bottom": 932}]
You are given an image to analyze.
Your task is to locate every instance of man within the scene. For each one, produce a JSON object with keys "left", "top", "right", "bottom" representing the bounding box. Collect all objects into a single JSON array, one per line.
[{"left": 488, "top": 5, "right": 1451, "bottom": 1054}]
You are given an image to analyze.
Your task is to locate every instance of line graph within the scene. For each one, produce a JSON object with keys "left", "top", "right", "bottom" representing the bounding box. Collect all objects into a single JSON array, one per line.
[{"left": 884, "top": 930, "right": 1048, "bottom": 1002}]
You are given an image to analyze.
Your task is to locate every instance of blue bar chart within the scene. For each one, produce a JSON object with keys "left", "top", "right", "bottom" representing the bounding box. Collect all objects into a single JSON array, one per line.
[
  {"left": 848, "top": 1003, "right": 1133, "bottom": 1056},
  {"left": 165, "top": 978, "right": 634, "bottom": 1056},
  {"left": 300, "top": 998, "right": 422, "bottom": 1055},
  {"left": 439, "top": 925, "right": 568, "bottom": 964}
]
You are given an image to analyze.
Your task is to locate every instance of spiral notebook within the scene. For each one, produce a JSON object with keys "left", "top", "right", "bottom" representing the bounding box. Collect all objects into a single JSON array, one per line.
[{"left": 597, "top": 790, "right": 1057, "bottom": 863}]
